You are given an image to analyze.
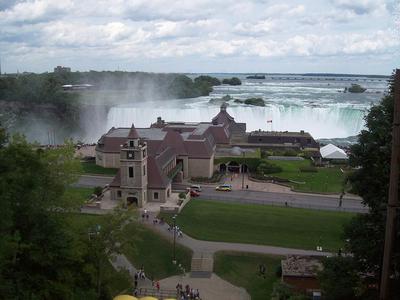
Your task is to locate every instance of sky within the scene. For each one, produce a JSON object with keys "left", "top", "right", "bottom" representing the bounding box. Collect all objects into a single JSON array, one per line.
[{"left": 0, "top": 0, "right": 399, "bottom": 75}]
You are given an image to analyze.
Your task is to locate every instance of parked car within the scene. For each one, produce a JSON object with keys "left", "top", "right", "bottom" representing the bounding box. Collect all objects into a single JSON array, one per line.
[
  {"left": 215, "top": 184, "right": 232, "bottom": 191},
  {"left": 190, "top": 185, "right": 202, "bottom": 192},
  {"left": 190, "top": 190, "right": 200, "bottom": 197}
]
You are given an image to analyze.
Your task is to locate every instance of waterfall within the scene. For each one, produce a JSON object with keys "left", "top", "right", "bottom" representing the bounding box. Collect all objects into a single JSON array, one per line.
[{"left": 106, "top": 103, "right": 367, "bottom": 139}]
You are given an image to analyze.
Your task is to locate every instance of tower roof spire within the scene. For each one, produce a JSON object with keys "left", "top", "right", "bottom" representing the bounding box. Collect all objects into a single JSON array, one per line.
[{"left": 127, "top": 123, "right": 139, "bottom": 139}]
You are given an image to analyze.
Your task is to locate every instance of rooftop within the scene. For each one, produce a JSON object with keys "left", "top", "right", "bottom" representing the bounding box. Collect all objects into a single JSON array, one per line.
[
  {"left": 249, "top": 130, "right": 312, "bottom": 138},
  {"left": 281, "top": 255, "right": 323, "bottom": 277}
]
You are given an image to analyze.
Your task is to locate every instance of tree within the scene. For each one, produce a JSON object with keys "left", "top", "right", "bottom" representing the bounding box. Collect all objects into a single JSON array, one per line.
[
  {"left": 342, "top": 72, "right": 399, "bottom": 297},
  {"left": 318, "top": 256, "right": 360, "bottom": 300},
  {"left": 0, "top": 133, "right": 130, "bottom": 299},
  {"left": 222, "top": 77, "right": 242, "bottom": 85}
]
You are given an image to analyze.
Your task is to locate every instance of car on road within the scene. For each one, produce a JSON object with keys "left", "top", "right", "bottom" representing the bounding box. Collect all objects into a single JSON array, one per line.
[
  {"left": 190, "top": 185, "right": 202, "bottom": 192},
  {"left": 215, "top": 184, "right": 232, "bottom": 191},
  {"left": 190, "top": 190, "right": 200, "bottom": 197}
]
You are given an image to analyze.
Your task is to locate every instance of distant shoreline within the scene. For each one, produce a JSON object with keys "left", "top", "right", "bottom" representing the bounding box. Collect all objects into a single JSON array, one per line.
[{"left": 186, "top": 72, "right": 390, "bottom": 78}]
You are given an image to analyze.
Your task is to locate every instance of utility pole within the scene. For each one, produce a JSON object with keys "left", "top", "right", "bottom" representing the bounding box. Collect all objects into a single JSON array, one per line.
[
  {"left": 242, "top": 151, "right": 245, "bottom": 189},
  {"left": 380, "top": 69, "right": 400, "bottom": 300},
  {"left": 172, "top": 214, "right": 177, "bottom": 264}
]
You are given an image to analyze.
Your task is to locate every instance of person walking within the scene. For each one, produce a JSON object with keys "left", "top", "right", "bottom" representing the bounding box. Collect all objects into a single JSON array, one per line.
[{"left": 338, "top": 192, "right": 344, "bottom": 208}]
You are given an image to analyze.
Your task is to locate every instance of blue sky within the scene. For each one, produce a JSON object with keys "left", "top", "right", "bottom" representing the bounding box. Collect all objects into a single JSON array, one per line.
[{"left": 0, "top": 0, "right": 399, "bottom": 74}]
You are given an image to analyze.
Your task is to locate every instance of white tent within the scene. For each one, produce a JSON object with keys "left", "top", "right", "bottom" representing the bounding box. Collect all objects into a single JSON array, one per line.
[{"left": 320, "top": 143, "right": 348, "bottom": 160}]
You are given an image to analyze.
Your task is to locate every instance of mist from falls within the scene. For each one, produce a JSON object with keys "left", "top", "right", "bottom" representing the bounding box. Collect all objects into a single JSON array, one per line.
[{"left": 105, "top": 74, "right": 386, "bottom": 140}]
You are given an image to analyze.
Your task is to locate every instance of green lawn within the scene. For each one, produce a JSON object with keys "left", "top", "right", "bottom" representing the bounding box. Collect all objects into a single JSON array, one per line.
[
  {"left": 122, "top": 222, "right": 192, "bottom": 280},
  {"left": 80, "top": 161, "right": 118, "bottom": 175},
  {"left": 64, "top": 186, "right": 94, "bottom": 200},
  {"left": 266, "top": 159, "right": 345, "bottom": 193},
  {"left": 214, "top": 252, "right": 282, "bottom": 300},
  {"left": 160, "top": 200, "right": 354, "bottom": 251}
]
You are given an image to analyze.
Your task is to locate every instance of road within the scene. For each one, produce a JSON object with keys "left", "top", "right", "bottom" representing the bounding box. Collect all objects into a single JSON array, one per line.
[
  {"left": 197, "top": 186, "right": 367, "bottom": 213},
  {"left": 74, "top": 175, "right": 114, "bottom": 188},
  {"left": 75, "top": 175, "right": 367, "bottom": 213}
]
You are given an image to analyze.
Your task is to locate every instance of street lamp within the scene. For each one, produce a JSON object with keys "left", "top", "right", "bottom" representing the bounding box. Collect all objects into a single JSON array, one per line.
[
  {"left": 172, "top": 214, "right": 177, "bottom": 264},
  {"left": 242, "top": 151, "right": 245, "bottom": 189}
]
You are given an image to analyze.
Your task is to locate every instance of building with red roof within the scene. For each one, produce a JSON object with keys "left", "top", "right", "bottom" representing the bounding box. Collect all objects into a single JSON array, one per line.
[{"left": 96, "top": 103, "right": 245, "bottom": 207}]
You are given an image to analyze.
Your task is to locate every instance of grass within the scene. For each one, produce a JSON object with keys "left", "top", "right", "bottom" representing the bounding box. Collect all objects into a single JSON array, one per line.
[
  {"left": 80, "top": 161, "right": 118, "bottom": 176},
  {"left": 122, "top": 222, "right": 193, "bottom": 280},
  {"left": 266, "top": 159, "right": 345, "bottom": 193},
  {"left": 160, "top": 199, "right": 354, "bottom": 251},
  {"left": 64, "top": 186, "right": 94, "bottom": 200},
  {"left": 214, "top": 251, "right": 282, "bottom": 300}
]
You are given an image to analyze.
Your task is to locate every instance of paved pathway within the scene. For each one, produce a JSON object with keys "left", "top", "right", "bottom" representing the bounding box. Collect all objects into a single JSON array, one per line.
[
  {"left": 159, "top": 273, "right": 250, "bottom": 300},
  {"left": 142, "top": 210, "right": 332, "bottom": 258},
  {"left": 110, "top": 253, "right": 152, "bottom": 288}
]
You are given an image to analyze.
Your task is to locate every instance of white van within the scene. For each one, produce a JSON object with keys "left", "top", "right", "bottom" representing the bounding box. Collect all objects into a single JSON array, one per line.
[{"left": 190, "top": 185, "right": 202, "bottom": 192}]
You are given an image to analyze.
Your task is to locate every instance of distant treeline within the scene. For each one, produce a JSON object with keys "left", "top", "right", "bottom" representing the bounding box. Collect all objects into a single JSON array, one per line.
[
  {"left": 0, "top": 71, "right": 222, "bottom": 133},
  {"left": 0, "top": 71, "right": 222, "bottom": 102}
]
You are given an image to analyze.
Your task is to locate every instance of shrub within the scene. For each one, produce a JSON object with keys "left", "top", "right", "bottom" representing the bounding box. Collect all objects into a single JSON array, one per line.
[
  {"left": 93, "top": 186, "right": 103, "bottom": 196},
  {"left": 178, "top": 192, "right": 186, "bottom": 199},
  {"left": 257, "top": 162, "right": 283, "bottom": 174},
  {"left": 299, "top": 166, "right": 318, "bottom": 173}
]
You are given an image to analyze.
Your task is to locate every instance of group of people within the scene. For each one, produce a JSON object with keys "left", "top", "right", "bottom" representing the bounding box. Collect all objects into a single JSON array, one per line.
[
  {"left": 176, "top": 283, "right": 201, "bottom": 300},
  {"left": 134, "top": 267, "right": 147, "bottom": 288},
  {"left": 168, "top": 225, "right": 183, "bottom": 237},
  {"left": 141, "top": 209, "right": 150, "bottom": 221}
]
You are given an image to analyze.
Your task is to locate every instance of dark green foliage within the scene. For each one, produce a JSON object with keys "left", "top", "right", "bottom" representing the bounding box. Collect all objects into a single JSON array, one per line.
[
  {"left": 347, "top": 84, "right": 366, "bottom": 93},
  {"left": 93, "top": 186, "right": 103, "bottom": 196},
  {"left": 257, "top": 162, "right": 283, "bottom": 174},
  {"left": 222, "top": 77, "right": 242, "bottom": 85},
  {"left": 339, "top": 72, "right": 399, "bottom": 297},
  {"left": 299, "top": 166, "right": 318, "bottom": 173},
  {"left": 318, "top": 256, "right": 360, "bottom": 300},
  {"left": 194, "top": 75, "right": 221, "bottom": 86},
  {"left": 0, "top": 133, "right": 130, "bottom": 299},
  {"left": 178, "top": 192, "right": 186, "bottom": 199},
  {"left": 191, "top": 171, "right": 223, "bottom": 183},
  {"left": 244, "top": 97, "right": 265, "bottom": 106}
]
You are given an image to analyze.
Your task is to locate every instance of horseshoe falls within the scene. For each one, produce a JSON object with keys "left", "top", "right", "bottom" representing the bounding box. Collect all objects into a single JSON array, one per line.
[{"left": 105, "top": 74, "right": 387, "bottom": 139}]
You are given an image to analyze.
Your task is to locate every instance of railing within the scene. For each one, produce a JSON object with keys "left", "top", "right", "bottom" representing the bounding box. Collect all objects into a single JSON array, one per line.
[
  {"left": 168, "top": 161, "right": 183, "bottom": 179},
  {"left": 138, "top": 287, "right": 178, "bottom": 299}
]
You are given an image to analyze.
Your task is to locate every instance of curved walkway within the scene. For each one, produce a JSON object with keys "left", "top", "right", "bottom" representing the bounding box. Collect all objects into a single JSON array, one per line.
[{"left": 143, "top": 208, "right": 332, "bottom": 258}]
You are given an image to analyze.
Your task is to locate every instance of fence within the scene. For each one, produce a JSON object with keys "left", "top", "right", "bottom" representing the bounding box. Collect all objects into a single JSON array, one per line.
[{"left": 197, "top": 196, "right": 368, "bottom": 213}]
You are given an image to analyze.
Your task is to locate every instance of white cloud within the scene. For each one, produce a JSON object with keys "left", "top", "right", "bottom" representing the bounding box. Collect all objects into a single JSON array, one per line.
[
  {"left": 0, "top": 0, "right": 74, "bottom": 23},
  {"left": 0, "top": 0, "right": 397, "bottom": 74}
]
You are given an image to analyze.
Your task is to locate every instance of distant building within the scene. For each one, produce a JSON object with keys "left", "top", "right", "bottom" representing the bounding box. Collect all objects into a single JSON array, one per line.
[
  {"left": 247, "top": 130, "right": 319, "bottom": 150},
  {"left": 62, "top": 84, "right": 93, "bottom": 91},
  {"left": 54, "top": 65, "right": 71, "bottom": 73},
  {"left": 96, "top": 103, "right": 320, "bottom": 207},
  {"left": 281, "top": 255, "right": 323, "bottom": 296},
  {"left": 320, "top": 143, "right": 348, "bottom": 160}
]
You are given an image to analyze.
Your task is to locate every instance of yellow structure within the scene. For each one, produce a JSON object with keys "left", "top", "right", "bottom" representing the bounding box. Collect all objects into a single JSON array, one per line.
[{"left": 113, "top": 296, "right": 138, "bottom": 300}]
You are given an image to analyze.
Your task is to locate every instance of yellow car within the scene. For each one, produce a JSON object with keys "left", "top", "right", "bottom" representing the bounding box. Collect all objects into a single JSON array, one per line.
[{"left": 215, "top": 184, "right": 232, "bottom": 191}]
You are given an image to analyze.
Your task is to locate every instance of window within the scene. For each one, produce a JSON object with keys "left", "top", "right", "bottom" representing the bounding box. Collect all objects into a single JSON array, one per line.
[
  {"left": 117, "top": 190, "right": 122, "bottom": 197},
  {"left": 143, "top": 165, "right": 146, "bottom": 176},
  {"left": 167, "top": 189, "right": 170, "bottom": 197},
  {"left": 143, "top": 149, "right": 146, "bottom": 157},
  {"left": 129, "top": 141, "right": 134, "bottom": 147},
  {"left": 127, "top": 151, "right": 135, "bottom": 159},
  {"left": 154, "top": 192, "right": 159, "bottom": 200},
  {"left": 129, "top": 167, "right": 134, "bottom": 178}
]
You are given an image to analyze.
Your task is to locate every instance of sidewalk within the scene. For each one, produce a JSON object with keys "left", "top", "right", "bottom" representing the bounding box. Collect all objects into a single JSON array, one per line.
[{"left": 142, "top": 210, "right": 332, "bottom": 258}]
